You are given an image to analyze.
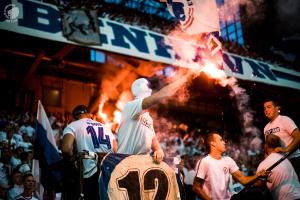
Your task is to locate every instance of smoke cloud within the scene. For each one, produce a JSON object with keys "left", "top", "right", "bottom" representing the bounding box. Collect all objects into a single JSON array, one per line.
[
  {"left": 275, "top": 0, "right": 300, "bottom": 33},
  {"left": 219, "top": 0, "right": 265, "bottom": 22}
]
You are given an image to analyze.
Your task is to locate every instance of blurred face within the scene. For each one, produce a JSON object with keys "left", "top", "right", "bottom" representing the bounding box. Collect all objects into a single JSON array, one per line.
[
  {"left": 264, "top": 101, "right": 279, "bottom": 121},
  {"left": 23, "top": 176, "right": 36, "bottom": 191},
  {"left": 212, "top": 134, "right": 226, "bottom": 153},
  {"left": 12, "top": 172, "right": 22, "bottom": 185}
]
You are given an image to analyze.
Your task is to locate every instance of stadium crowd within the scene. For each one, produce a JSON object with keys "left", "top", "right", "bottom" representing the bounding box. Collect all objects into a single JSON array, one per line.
[{"left": 0, "top": 110, "right": 264, "bottom": 199}]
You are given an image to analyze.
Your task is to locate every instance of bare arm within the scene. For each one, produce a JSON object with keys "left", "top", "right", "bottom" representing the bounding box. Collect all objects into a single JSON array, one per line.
[
  {"left": 142, "top": 72, "right": 194, "bottom": 109},
  {"left": 276, "top": 128, "right": 300, "bottom": 153},
  {"left": 232, "top": 169, "right": 269, "bottom": 186},
  {"left": 232, "top": 170, "right": 258, "bottom": 186},
  {"left": 151, "top": 136, "right": 164, "bottom": 163},
  {"left": 192, "top": 177, "right": 212, "bottom": 200},
  {"left": 112, "top": 139, "right": 118, "bottom": 153},
  {"left": 61, "top": 133, "right": 75, "bottom": 158}
]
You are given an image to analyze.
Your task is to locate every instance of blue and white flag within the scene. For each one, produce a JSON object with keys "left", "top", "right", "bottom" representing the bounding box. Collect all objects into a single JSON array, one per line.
[
  {"left": 36, "top": 100, "right": 60, "bottom": 165},
  {"left": 165, "top": 0, "right": 220, "bottom": 35},
  {"left": 163, "top": 0, "right": 223, "bottom": 69}
]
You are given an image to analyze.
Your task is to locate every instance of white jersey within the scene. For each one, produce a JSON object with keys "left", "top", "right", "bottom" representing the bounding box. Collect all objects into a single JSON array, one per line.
[
  {"left": 117, "top": 98, "right": 155, "bottom": 155},
  {"left": 63, "top": 118, "right": 115, "bottom": 178},
  {"left": 264, "top": 115, "right": 300, "bottom": 158},
  {"left": 195, "top": 155, "right": 239, "bottom": 200},
  {"left": 257, "top": 153, "right": 300, "bottom": 200}
]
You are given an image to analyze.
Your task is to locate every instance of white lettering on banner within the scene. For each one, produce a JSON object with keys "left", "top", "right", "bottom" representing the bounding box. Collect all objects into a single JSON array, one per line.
[{"left": 1, "top": 0, "right": 300, "bottom": 90}]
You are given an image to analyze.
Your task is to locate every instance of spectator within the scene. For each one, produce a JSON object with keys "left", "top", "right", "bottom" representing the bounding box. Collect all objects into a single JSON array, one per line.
[
  {"left": 117, "top": 72, "right": 194, "bottom": 163},
  {"left": 7, "top": 170, "right": 23, "bottom": 200},
  {"left": 15, "top": 152, "right": 31, "bottom": 175},
  {"left": 61, "top": 105, "right": 117, "bottom": 200},
  {"left": 263, "top": 99, "right": 300, "bottom": 179},
  {"left": 14, "top": 173, "right": 39, "bottom": 200},
  {"left": 256, "top": 134, "right": 300, "bottom": 200},
  {"left": 10, "top": 147, "right": 23, "bottom": 171},
  {"left": 192, "top": 131, "right": 268, "bottom": 200}
]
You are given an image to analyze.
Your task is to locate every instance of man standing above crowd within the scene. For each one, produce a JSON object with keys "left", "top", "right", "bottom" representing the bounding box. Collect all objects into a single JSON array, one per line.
[
  {"left": 117, "top": 72, "right": 194, "bottom": 163},
  {"left": 263, "top": 99, "right": 300, "bottom": 179},
  {"left": 192, "top": 131, "right": 268, "bottom": 200},
  {"left": 61, "top": 105, "right": 117, "bottom": 200}
]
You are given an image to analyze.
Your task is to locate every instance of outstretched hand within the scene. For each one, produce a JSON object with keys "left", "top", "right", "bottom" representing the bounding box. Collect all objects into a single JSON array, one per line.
[
  {"left": 274, "top": 147, "right": 287, "bottom": 153},
  {"left": 153, "top": 149, "right": 164, "bottom": 164},
  {"left": 256, "top": 169, "right": 271, "bottom": 178}
]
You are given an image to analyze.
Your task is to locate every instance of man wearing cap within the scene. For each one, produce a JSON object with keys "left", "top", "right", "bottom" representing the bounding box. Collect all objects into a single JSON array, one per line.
[
  {"left": 61, "top": 105, "right": 117, "bottom": 200},
  {"left": 117, "top": 72, "right": 194, "bottom": 163}
]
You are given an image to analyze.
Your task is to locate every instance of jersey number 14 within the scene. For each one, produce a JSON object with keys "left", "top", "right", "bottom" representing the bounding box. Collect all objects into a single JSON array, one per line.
[{"left": 86, "top": 126, "right": 111, "bottom": 149}]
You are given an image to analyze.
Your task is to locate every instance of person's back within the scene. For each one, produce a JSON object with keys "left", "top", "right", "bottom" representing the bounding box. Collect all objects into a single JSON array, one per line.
[
  {"left": 62, "top": 104, "right": 118, "bottom": 200},
  {"left": 117, "top": 98, "right": 155, "bottom": 155},
  {"left": 258, "top": 153, "right": 300, "bottom": 200},
  {"left": 63, "top": 117, "right": 115, "bottom": 178},
  {"left": 257, "top": 133, "right": 300, "bottom": 200}
]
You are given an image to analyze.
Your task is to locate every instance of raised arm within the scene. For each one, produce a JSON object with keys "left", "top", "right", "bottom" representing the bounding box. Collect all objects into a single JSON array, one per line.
[{"left": 142, "top": 72, "right": 194, "bottom": 110}]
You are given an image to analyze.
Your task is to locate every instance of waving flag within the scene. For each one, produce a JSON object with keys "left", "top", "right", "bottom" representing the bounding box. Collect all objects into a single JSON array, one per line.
[
  {"left": 163, "top": 0, "right": 223, "bottom": 69},
  {"left": 165, "top": 0, "right": 220, "bottom": 35},
  {"left": 35, "top": 100, "right": 62, "bottom": 192},
  {"left": 36, "top": 100, "right": 60, "bottom": 165}
]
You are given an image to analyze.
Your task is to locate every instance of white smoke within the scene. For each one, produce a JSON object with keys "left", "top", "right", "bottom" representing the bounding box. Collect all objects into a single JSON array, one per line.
[
  {"left": 219, "top": 77, "right": 261, "bottom": 136},
  {"left": 219, "top": 0, "right": 266, "bottom": 23}
]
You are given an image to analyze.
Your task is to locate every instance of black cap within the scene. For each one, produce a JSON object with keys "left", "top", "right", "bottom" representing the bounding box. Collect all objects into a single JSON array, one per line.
[{"left": 72, "top": 105, "right": 89, "bottom": 119}]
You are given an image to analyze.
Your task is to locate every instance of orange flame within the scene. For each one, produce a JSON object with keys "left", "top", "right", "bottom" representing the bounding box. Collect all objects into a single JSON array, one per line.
[
  {"left": 97, "top": 94, "right": 108, "bottom": 122},
  {"left": 113, "top": 110, "right": 122, "bottom": 124},
  {"left": 202, "top": 62, "right": 226, "bottom": 79}
]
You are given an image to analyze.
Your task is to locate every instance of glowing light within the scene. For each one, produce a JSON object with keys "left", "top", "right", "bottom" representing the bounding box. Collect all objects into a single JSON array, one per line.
[
  {"left": 202, "top": 62, "right": 226, "bottom": 79},
  {"left": 98, "top": 112, "right": 107, "bottom": 122},
  {"left": 97, "top": 94, "right": 108, "bottom": 122},
  {"left": 113, "top": 110, "right": 122, "bottom": 124}
]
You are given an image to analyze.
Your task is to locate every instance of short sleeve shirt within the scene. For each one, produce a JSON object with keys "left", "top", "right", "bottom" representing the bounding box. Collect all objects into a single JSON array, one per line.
[
  {"left": 195, "top": 155, "right": 239, "bottom": 200},
  {"left": 117, "top": 98, "right": 155, "bottom": 155}
]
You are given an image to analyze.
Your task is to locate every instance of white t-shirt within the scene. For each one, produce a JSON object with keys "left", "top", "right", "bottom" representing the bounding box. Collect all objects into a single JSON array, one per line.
[
  {"left": 257, "top": 153, "right": 300, "bottom": 200},
  {"left": 63, "top": 118, "right": 115, "bottom": 178},
  {"left": 117, "top": 98, "right": 155, "bottom": 155},
  {"left": 195, "top": 155, "right": 239, "bottom": 200},
  {"left": 264, "top": 115, "right": 300, "bottom": 158},
  {"left": 184, "top": 169, "right": 196, "bottom": 185}
]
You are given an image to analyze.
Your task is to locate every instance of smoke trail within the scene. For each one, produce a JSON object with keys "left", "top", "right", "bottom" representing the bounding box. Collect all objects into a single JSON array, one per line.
[
  {"left": 219, "top": 77, "right": 261, "bottom": 137},
  {"left": 219, "top": 0, "right": 265, "bottom": 23}
]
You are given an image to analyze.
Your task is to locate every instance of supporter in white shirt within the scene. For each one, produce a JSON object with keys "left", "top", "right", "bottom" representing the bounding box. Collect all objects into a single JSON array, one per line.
[
  {"left": 193, "top": 131, "right": 268, "bottom": 200},
  {"left": 7, "top": 170, "right": 23, "bottom": 200},
  {"left": 256, "top": 134, "right": 300, "bottom": 200},
  {"left": 118, "top": 72, "right": 194, "bottom": 163},
  {"left": 263, "top": 99, "right": 300, "bottom": 179}
]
